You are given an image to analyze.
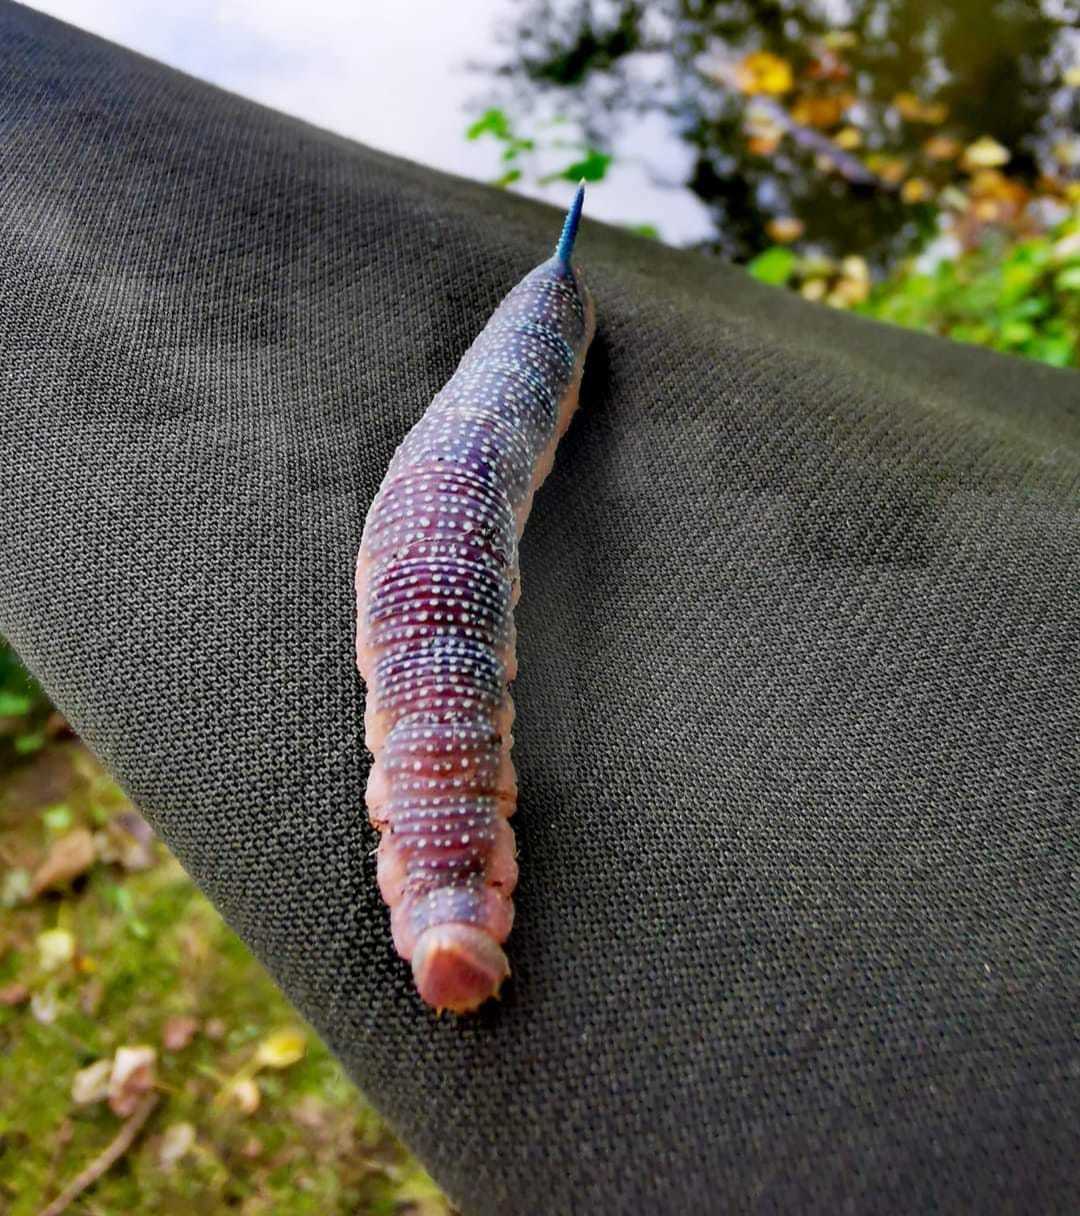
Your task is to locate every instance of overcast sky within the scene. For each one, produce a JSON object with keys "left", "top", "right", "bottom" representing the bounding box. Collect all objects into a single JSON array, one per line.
[{"left": 29, "top": 0, "right": 713, "bottom": 243}]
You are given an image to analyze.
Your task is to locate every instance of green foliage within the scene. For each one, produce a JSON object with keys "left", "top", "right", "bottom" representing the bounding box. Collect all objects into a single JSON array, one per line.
[
  {"left": 858, "top": 222, "right": 1080, "bottom": 367},
  {"left": 748, "top": 246, "right": 799, "bottom": 286},
  {"left": 552, "top": 150, "right": 612, "bottom": 183},
  {"left": 0, "top": 640, "right": 50, "bottom": 768},
  {"left": 465, "top": 107, "right": 512, "bottom": 141},
  {"left": 465, "top": 107, "right": 610, "bottom": 190},
  {"left": 744, "top": 217, "right": 1080, "bottom": 368}
]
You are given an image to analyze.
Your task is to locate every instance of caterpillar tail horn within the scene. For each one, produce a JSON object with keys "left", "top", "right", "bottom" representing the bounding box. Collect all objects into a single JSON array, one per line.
[{"left": 555, "top": 181, "right": 586, "bottom": 266}]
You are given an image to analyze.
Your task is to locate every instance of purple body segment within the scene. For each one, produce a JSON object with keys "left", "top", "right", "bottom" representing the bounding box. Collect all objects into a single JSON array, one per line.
[{"left": 357, "top": 233, "right": 595, "bottom": 1013}]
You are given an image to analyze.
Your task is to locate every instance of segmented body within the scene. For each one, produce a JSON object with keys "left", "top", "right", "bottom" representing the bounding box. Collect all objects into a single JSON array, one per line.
[{"left": 356, "top": 191, "right": 595, "bottom": 1012}]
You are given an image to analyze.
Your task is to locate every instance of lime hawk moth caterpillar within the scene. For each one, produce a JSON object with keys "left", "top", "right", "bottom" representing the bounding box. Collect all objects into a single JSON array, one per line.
[{"left": 355, "top": 187, "right": 596, "bottom": 1013}]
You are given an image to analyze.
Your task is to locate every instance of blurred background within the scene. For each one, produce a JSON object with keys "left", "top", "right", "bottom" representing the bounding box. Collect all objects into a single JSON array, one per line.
[{"left": 3, "top": 0, "right": 1079, "bottom": 1212}]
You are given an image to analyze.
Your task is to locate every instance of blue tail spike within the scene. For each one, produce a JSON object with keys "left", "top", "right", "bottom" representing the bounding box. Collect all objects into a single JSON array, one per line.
[{"left": 555, "top": 181, "right": 586, "bottom": 266}]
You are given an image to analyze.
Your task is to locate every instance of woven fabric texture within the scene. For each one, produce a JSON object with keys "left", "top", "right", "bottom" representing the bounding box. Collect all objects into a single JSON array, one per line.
[{"left": 1, "top": 5, "right": 1078, "bottom": 1212}]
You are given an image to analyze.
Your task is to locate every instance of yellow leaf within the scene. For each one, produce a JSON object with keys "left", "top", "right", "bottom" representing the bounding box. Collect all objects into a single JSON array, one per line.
[
  {"left": 923, "top": 135, "right": 961, "bottom": 161},
  {"left": 973, "top": 199, "right": 1002, "bottom": 222},
  {"left": 735, "top": 52, "right": 794, "bottom": 96},
  {"left": 255, "top": 1027, "right": 306, "bottom": 1070},
  {"left": 835, "top": 126, "right": 862, "bottom": 150},
  {"left": 790, "top": 95, "right": 852, "bottom": 129},
  {"left": 901, "top": 177, "right": 934, "bottom": 204},
  {"left": 801, "top": 279, "right": 828, "bottom": 301},
  {"left": 747, "top": 135, "right": 781, "bottom": 157},
  {"left": 893, "top": 92, "right": 948, "bottom": 124},
  {"left": 766, "top": 217, "right": 805, "bottom": 243},
  {"left": 865, "top": 155, "right": 908, "bottom": 186},
  {"left": 961, "top": 136, "right": 1010, "bottom": 170},
  {"left": 1063, "top": 66, "right": 1080, "bottom": 88},
  {"left": 823, "top": 31, "right": 858, "bottom": 51}
]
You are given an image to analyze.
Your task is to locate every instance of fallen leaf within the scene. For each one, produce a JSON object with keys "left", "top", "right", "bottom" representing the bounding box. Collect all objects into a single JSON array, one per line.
[
  {"left": 222, "top": 1077, "right": 261, "bottom": 1115},
  {"left": 95, "top": 811, "right": 156, "bottom": 872},
  {"left": 747, "top": 134, "right": 782, "bottom": 157},
  {"left": 109, "top": 1045, "right": 157, "bottom": 1117},
  {"left": 962, "top": 136, "right": 1010, "bottom": 171},
  {"left": 291, "top": 1095, "right": 329, "bottom": 1131},
  {"left": 159, "top": 1121, "right": 196, "bottom": 1167},
  {"left": 823, "top": 30, "right": 858, "bottom": 50},
  {"left": 901, "top": 177, "right": 934, "bottom": 204},
  {"left": 893, "top": 92, "right": 948, "bottom": 124},
  {"left": 43, "top": 710, "right": 74, "bottom": 740},
  {"left": 973, "top": 198, "right": 1002, "bottom": 222},
  {"left": 790, "top": 94, "right": 852, "bottom": 129},
  {"left": 735, "top": 51, "right": 793, "bottom": 96},
  {"left": 72, "top": 1058, "right": 113, "bottom": 1105},
  {"left": 834, "top": 126, "right": 862, "bottom": 150},
  {"left": 801, "top": 279, "right": 828, "bottom": 301},
  {"left": 80, "top": 976, "right": 105, "bottom": 1015},
  {"left": 938, "top": 185, "right": 969, "bottom": 211},
  {"left": 865, "top": 155, "right": 908, "bottom": 186},
  {"left": 162, "top": 1014, "right": 199, "bottom": 1052},
  {"left": 1052, "top": 138, "right": 1080, "bottom": 169},
  {"left": 37, "top": 927, "right": 76, "bottom": 971},
  {"left": 744, "top": 105, "right": 784, "bottom": 142},
  {"left": 203, "top": 1017, "right": 226, "bottom": 1041},
  {"left": 1, "top": 868, "right": 30, "bottom": 907},
  {"left": 766, "top": 216, "right": 805, "bottom": 243},
  {"left": 30, "top": 828, "right": 95, "bottom": 896},
  {"left": 923, "top": 135, "right": 961, "bottom": 161},
  {"left": 806, "top": 51, "right": 850, "bottom": 83},
  {"left": 0, "top": 981, "right": 29, "bottom": 1006},
  {"left": 31, "top": 989, "right": 59, "bottom": 1024},
  {"left": 814, "top": 152, "right": 837, "bottom": 175},
  {"left": 256, "top": 1027, "right": 306, "bottom": 1070}
]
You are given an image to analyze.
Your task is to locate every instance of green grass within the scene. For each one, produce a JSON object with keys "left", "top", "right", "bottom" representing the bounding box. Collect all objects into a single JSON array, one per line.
[{"left": 0, "top": 733, "right": 452, "bottom": 1215}]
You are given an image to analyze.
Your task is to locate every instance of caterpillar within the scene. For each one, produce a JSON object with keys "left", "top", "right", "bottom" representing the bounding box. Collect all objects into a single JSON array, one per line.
[{"left": 355, "top": 186, "right": 596, "bottom": 1013}]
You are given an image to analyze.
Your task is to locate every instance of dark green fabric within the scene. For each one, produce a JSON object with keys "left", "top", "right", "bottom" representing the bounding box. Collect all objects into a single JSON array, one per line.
[{"left": 1, "top": 4, "right": 1078, "bottom": 1212}]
